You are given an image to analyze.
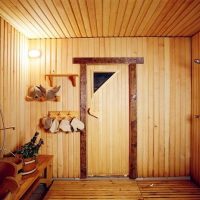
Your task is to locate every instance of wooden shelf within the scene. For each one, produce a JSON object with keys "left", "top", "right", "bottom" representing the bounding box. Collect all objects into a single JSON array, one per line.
[
  {"left": 45, "top": 74, "right": 78, "bottom": 87},
  {"left": 25, "top": 95, "right": 60, "bottom": 102}
]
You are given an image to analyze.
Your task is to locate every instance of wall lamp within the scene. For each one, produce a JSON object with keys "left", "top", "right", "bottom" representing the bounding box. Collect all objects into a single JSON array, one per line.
[
  {"left": 28, "top": 49, "right": 41, "bottom": 58},
  {"left": 194, "top": 59, "right": 200, "bottom": 64}
]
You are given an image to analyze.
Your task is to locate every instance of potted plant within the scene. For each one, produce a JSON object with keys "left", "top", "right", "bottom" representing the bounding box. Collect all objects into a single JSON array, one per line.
[{"left": 16, "top": 132, "right": 44, "bottom": 175}]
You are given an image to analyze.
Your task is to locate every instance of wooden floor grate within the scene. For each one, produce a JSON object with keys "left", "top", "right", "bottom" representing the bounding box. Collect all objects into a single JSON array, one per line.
[
  {"left": 137, "top": 180, "right": 200, "bottom": 199},
  {"left": 44, "top": 179, "right": 200, "bottom": 199}
]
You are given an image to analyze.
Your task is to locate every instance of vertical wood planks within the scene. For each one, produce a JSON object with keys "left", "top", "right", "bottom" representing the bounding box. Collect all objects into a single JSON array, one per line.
[
  {"left": 0, "top": 17, "right": 28, "bottom": 153},
  {"left": 191, "top": 32, "right": 200, "bottom": 186},
  {"left": 86, "top": 64, "right": 129, "bottom": 177},
  {"left": 0, "top": 27, "right": 191, "bottom": 179},
  {"left": 27, "top": 37, "right": 191, "bottom": 178},
  {"left": 0, "top": 0, "right": 200, "bottom": 38}
]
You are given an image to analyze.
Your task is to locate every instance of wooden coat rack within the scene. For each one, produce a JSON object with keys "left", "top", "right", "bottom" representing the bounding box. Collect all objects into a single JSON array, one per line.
[{"left": 48, "top": 111, "right": 78, "bottom": 120}]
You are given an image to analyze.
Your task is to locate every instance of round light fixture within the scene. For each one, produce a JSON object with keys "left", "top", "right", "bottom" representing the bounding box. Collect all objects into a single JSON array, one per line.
[
  {"left": 194, "top": 59, "right": 200, "bottom": 64},
  {"left": 28, "top": 49, "right": 41, "bottom": 58}
]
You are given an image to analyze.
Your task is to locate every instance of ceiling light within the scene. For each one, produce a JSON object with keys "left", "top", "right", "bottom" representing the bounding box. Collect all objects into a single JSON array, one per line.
[
  {"left": 194, "top": 59, "right": 200, "bottom": 64},
  {"left": 28, "top": 49, "right": 41, "bottom": 58}
]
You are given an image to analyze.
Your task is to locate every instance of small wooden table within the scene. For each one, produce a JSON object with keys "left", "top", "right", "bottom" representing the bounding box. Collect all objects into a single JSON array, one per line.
[{"left": 15, "top": 155, "right": 53, "bottom": 200}]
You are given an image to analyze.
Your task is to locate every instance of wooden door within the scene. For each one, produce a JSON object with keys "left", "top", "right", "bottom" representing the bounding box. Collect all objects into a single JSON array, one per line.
[{"left": 87, "top": 65, "right": 129, "bottom": 176}]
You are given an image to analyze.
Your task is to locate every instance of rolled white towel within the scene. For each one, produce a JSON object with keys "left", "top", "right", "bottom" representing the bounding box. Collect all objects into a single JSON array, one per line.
[
  {"left": 59, "top": 119, "right": 72, "bottom": 132},
  {"left": 49, "top": 118, "right": 59, "bottom": 133},
  {"left": 70, "top": 118, "right": 84, "bottom": 132}
]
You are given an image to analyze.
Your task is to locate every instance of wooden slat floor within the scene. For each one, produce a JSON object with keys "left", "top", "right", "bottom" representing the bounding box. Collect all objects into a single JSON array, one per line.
[
  {"left": 44, "top": 179, "right": 200, "bottom": 200},
  {"left": 137, "top": 180, "right": 200, "bottom": 200}
]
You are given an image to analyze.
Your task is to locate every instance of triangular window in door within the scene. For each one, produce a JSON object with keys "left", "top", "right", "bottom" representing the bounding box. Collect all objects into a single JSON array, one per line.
[{"left": 93, "top": 72, "right": 115, "bottom": 93}]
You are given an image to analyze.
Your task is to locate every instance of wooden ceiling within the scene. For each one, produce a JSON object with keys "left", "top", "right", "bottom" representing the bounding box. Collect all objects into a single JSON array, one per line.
[{"left": 0, "top": 0, "right": 200, "bottom": 39}]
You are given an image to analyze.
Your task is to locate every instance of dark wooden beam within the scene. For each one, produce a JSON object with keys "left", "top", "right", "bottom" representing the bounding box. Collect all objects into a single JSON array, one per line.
[
  {"left": 73, "top": 57, "right": 144, "bottom": 64},
  {"left": 80, "top": 64, "right": 87, "bottom": 178},
  {"left": 129, "top": 64, "right": 137, "bottom": 179}
]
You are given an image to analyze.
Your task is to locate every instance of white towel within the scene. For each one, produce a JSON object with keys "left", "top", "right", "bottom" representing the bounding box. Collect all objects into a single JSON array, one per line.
[
  {"left": 59, "top": 119, "right": 72, "bottom": 132},
  {"left": 49, "top": 119, "right": 59, "bottom": 133},
  {"left": 70, "top": 118, "right": 84, "bottom": 132}
]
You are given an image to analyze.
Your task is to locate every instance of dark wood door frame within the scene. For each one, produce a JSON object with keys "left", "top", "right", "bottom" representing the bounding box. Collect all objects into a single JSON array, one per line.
[{"left": 73, "top": 57, "right": 144, "bottom": 179}]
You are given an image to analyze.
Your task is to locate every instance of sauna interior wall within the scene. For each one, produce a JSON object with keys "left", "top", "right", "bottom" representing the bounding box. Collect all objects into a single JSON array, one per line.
[
  {"left": 191, "top": 31, "right": 200, "bottom": 185},
  {"left": 0, "top": 17, "right": 29, "bottom": 155},
  {"left": 29, "top": 37, "right": 191, "bottom": 178}
]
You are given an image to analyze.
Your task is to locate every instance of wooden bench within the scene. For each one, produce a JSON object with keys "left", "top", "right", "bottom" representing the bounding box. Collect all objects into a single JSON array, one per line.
[{"left": 15, "top": 155, "right": 53, "bottom": 200}]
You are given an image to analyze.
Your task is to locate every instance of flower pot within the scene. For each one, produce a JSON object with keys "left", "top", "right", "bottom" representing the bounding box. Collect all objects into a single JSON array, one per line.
[{"left": 22, "top": 157, "right": 37, "bottom": 175}]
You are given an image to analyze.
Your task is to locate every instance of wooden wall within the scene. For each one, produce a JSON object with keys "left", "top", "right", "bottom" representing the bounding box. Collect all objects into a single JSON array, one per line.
[
  {"left": 191, "top": 32, "right": 200, "bottom": 185},
  {"left": 28, "top": 37, "right": 191, "bottom": 178},
  {"left": 28, "top": 39, "right": 80, "bottom": 178},
  {"left": 0, "top": 17, "right": 29, "bottom": 155}
]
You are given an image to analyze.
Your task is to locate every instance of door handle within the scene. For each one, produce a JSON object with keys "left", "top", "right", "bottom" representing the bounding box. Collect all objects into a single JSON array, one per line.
[{"left": 87, "top": 108, "right": 99, "bottom": 118}]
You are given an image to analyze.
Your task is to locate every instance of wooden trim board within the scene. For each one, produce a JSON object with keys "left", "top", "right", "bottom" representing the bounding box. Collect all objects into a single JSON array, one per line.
[
  {"left": 80, "top": 64, "right": 87, "bottom": 178},
  {"left": 73, "top": 57, "right": 144, "bottom": 64},
  {"left": 129, "top": 64, "right": 137, "bottom": 179}
]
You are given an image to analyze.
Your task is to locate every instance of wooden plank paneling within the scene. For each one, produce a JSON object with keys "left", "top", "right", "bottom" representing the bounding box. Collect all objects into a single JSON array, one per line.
[
  {"left": 27, "top": 0, "right": 60, "bottom": 38},
  {"left": 0, "top": 17, "right": 29, "bottom": 155},
  {"left": 0, "top": 0, "right": 200, "bottom": 38},
  {"left": 44, "top": 179, "right": 142, "bottom": 199},
  {"left": 68, "top": 0, "right": 86, "bottom": 37},
  {"left": 0, "top": 20, "right": 191, "bottom": 179},
  {"left": 27, "top": 37, "right": 191, "bottom": 178},
  {"left": 0, "top": 25, "right": 192, "bottom": 179},
  {"left": 44, "top": 179, "right": 200, "bottom": 200},
  {"left": 191, "top": 31, "right": 200, "bottom": 186},
  {"left": 0, "top": 0, "right": 37, "bottom": 38},
  {"left": 137, "top": 180, "right": 200, "bottom": 199},
  {"left": 86, "top": 64, "right": 129, "bottom": 177},
  {"left": 108, "top": 0, "right": 119, "bottom": 37},
  {"left": 27, "top": 38, "right": 81, "bottom": 178}
]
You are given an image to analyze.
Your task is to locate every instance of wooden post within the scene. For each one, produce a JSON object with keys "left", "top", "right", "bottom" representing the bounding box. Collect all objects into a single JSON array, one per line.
[
  {"left": 80, "top": 64, "right": 87, "bottom": 178},
  {"left": 129, "top": 64, "right": 137, "bottom": 179},
  {"left": 41, "top": 159, "right": 53, "bottom": 188}
]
